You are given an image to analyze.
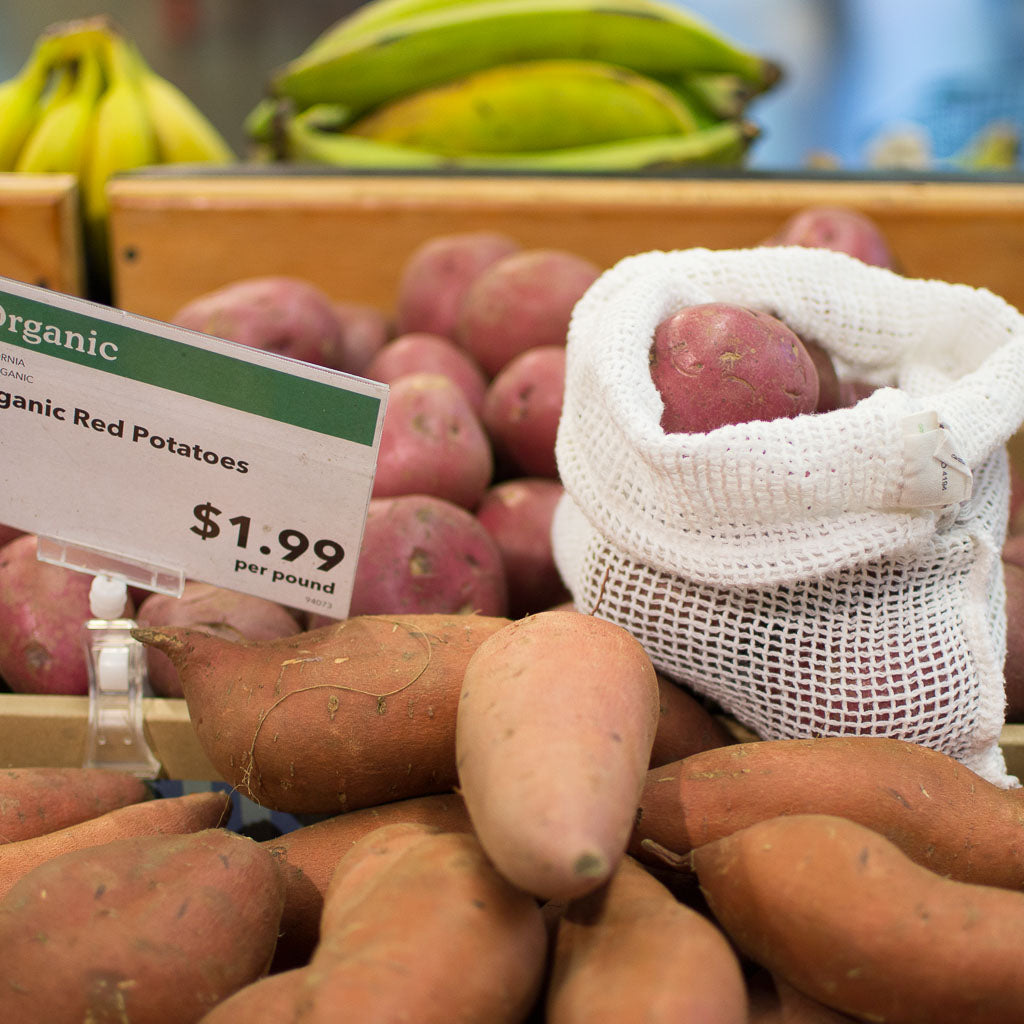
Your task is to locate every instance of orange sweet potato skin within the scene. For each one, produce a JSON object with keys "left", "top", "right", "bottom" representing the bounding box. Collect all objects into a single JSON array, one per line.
[
  {"left": 629, "top": 736, "right": 1024, "bottom": 889},
  {"left": 0, "top": 789, "right": 231, "bottom": 900},
  {"left": 199, "top": 968, "right": 306, "bottom": 1024},
  {"left": 691, "top": 814, "right": 1024, "bottom": 1024},
  {"left": 0, "top": 828, "right": 285, "bottom": 1024},
  {"left": 0, "top": 766, "right": 150, "bottom": 843},
  {"left": 295, "top": 826, "right": 548, "bottom": 1024},
  {"left": 456, "top": 610, "right": 660, "bottom": 901},
  {"left": 546, "top": 855, "right": 747, "bottom": 1024},
  {"left": 132, "top": 613, "right": 509, "bottom": 815}
]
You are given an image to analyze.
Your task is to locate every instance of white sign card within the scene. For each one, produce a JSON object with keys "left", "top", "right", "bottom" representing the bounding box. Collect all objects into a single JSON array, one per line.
[{"left": 0, "top": 275, "right": 388, "bottom": 621}]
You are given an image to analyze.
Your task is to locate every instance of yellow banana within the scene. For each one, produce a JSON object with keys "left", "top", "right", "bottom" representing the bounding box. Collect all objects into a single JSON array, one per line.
[
  {"left": 271, "top": 0, "right": 782, "bottom": 116},
  {"left": 0, "top": 37, "right": 59, "bottom": 170},
  {"left": 14, "top": 41, "right": 103, "bottom": 173},
  {"left": 131, "top": 46, "right": 235, "bottom": 164},
  {"left": 285, "top": 103, "right": 756, "bottom": 170},
  {"left": 346, "top": 59, "right": 701, "bottom": 154}
]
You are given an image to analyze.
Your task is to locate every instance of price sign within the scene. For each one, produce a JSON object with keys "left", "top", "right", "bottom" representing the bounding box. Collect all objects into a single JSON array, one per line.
[{"left": 0, "top": 275, "right": 388, "bottom": 619}]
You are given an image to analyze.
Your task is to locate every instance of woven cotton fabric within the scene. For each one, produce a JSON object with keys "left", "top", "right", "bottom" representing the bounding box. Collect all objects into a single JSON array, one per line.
[{"left": 552, "top": 246, "right": 1024, "bottom": 787}]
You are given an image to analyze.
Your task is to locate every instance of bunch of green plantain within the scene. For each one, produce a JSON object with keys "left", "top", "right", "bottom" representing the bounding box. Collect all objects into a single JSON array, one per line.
[
  {"left": 0, "top": 16, "right": 234, "bottom": 290},
  {"left": 248, "top": 0, "right": 783, "bottom": 173}
]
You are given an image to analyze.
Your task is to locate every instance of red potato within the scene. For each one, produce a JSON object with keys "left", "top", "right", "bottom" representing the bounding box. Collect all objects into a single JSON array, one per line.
[
  {"left": 800, "top": 335, "right": 842, "bottom": 412},
  {"left": 691, "top": 814, "right": 1024, "bottom": 1024},
  {"left": 0, "top": 533, "right": 133, "bottom": 695},
  {"left": 0, "top": 523, "right": 24, "bottom": 549},
  {"left": 352, "top": 494, "right": 508, "bottom": 617},
  {"left": 265, "top": 792, "right": 472, "bottom": 970},
  {"left": 136, "top": 581, "right": 302, "bottom": 698},
  {"left": 131, "top": 613, "right": 510, "bottom": 815},
  {"left": 651, "top": 302, "right": 819, "bottom": 434},
  {"left": 296, "top": 825, "right": 548, "bottom": 1024},
  {"left": 0, "top": 828, "right": 285, "bottom": 1024},
  {"left": 628, "top": 737, "right": 1024, "bottom": 889},
  {"left": 475, "top": 477, "right": 570, "bottom": 617},
  {"left": 456, "top": 609, "right": 661, "bottom": 901},
  {"left": 837, "top": 377, "right": 881, "bottom": 407},
  {"left": 395, "top": 230, "right": 522, "bottom": 338},
  {"left": 330, "top": 299, "right": 392, "bottom": 374},
  {"left": 456, "top": 247, "right": 601, "bottom": 377},
  {"left": 171, "top": 275, "right": 347, "bottom": 369},
  {"left": 371, "top": 372, "right": 494, "bottom": 509},
  {"left": 546, "top": 854, "right": 748, "bottom": 1024},
  {"left": 0, "top": 790, "right": 231, "bottom": 901},
  {"left": 761, "top": 204, "right": 898, "bottom": 269},
  {"left": 1003, "top": 558, "right": 1024, "bottom": 722},
  {"left": 1009, "top": 459, "right": 1024, "bottom": 534},
  {"left": 364, "top": 332, "right": 489, "bottom": 415},
  {"left": 482, "top": 344, "right": 567, "bottom": 479},
  {"left": 0, "top": 766, "right": 150, "bottom": 844}
]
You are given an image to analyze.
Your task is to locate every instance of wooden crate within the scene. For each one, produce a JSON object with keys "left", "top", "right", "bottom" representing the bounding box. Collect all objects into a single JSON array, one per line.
[
  {"left": 108, "top": 169, "right": 1024, "bottom": 322},
  {"left": 0, "top": 172, "right": 86, "bottom": 297}
]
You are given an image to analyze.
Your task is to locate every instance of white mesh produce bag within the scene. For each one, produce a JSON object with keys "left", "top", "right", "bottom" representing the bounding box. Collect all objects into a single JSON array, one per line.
[{"left": 552, "top": 246, "right": 1024, "bottom": 787}]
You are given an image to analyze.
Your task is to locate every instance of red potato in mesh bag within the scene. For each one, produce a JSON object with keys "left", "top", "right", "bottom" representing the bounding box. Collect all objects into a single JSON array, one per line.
[
  {"left": 364, "top": 332, "right": 489, "bottom": 415},
  {"left": 136, "top": 582, "right": 302, "bottom": 698},
  {"left": 761, "top": 204, "right": 898, "bottom": 269},
  {"left": 456, "top": 609, "right": 660, "bottom": 901},
  {"left": 171, "top": 275, "right": 349, "bottom": 369},
  {"left": 0, "top": 533, "right": 132, "bottom": 695},
  {"left": 457, "top": 247, "right": 601, "bottom": 376},
  {"left": 1002, "top": 558, "right": 1024, "bottom": 721},
  {"left": 476, "top": 477, "right": 570, "bottom": 617},
  {"left": 372, "top": 372, "right": 494, "bottom": 509},
  {"left": 352, "top": 494, "right": 507, "bottom": 617},
  {"left": 650, "top": 302, "right": 819, "bottom": 434},
  {"left": 395, "top": 230, "right": 522, "bottom": 338},
  {"left": 482, "top": 344, "right": 566, "bottom": 479}
]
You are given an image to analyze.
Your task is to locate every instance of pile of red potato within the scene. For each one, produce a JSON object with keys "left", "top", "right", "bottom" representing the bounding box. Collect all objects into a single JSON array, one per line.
[{"left": 2, "top": 207, "right": 1024, "bottom": 1023}]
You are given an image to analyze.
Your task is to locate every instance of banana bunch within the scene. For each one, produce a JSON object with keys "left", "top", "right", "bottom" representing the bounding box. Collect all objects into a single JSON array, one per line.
[
  {"left": 250, "top": 0, "right": 782, "bottom": 173},
  {"left": 0, "top": 16, "right": 234, "bottom": 292}
]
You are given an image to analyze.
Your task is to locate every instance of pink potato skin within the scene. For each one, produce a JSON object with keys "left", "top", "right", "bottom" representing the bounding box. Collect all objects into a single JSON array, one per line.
[
  {"left": 0, "top": 534, "right": 133, "bottom": 695},
  {"left": 171, "top": 275, "right": 347, "bottom": 369},
  {"left": 135, "top": 582, "right": 303, "bottom": 698},
  {"left": 330, "top": 300, "right": 393, "bottom": 375},
  {"left": 0, "top": 525, "right": 24, "bottom": 549},
  {"left": 395, "top": 231, "right": 522, "bottom": 338},
  {"left": 475, "top": 478, "right": 570, "bottom": 618},
  {"left": 482, "top": 345, "right": 566, "bottom": 480},
  {"left": 650, "top": 303, "right": 819, "bottom": 434},
  {"left": 372, "top": 373, "right": 494, "bottom": 509},
  {"left": 364, "top": 333, "right": 489, "bottom": 416},
  {"left": 351, "top": 495, "right": 508, "bottom": 617},
  {"left": 456, "top": 248, "right": 601, "bottom": 377},
  {"left": 761, "top": 205, "right": 897, "bottom": 269}
]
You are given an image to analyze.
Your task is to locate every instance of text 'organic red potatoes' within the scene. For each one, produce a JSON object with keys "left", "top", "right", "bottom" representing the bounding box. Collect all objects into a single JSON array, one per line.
[
  {"left": 132, "top": 613, "right": 509, "bottom": 815},
  {"left": 650, "top": 301, "right": 819, "bottom": 433},
  {"left": 351, "top": 494, "right": 508, "bottom": 618}
]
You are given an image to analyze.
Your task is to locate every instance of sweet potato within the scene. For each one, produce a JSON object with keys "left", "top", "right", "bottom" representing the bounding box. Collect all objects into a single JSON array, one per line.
[
  {"left": 364, "top": 332, "right": 489, "bottom": 415},
  {"left": 0, "top": 789, "right": 231, "bottom": 900},
  {"left": 650, "top": 302, "right": 819, "bottom": 434},
  {"left": 629, "top": 737, "right": 1024, "bottom": 889},
  {"left": 691, "top": 813, "right": 1024, "bottom": 1024},
  {"left": 296, "top": 825, "right": 548, "bottom": 1023},
  {"left": 481, "top": 344, "right": 566, "bottom": 479},
  {"left": 648, "top": 675, "right": 735, "bottom": 768},
  {"left": 475, "top": 477, "right": 570, "bottom": 617},
  {"left": 761, "top": 205, "right": 897, "bottom": 269},
  {"left": 456, "top": 609, "right": 660, "bottom": 901},
  {"left": 371, "top": 372, "right": 494, "bottom": 509},
  {"left": 0, "top": 828, "right": 285, "bottom": 1024},
  {"left": 0, "top": 766, "right": 150, "bottom": 843},
  {"left": 200, "top": 968, "right": 307, "bottom": 1024},
  {"left": 456, "top": 247, "right": 601, "bottom": 376},
  {"left": 352, "top": 494, "right": 508, "bottom": 617},
  {"left": 0, "top": 532, "right": 132, "bottom": 695},
  {"left": 395, "top": 230, "right": 522, "bottom": 338},
  {"left": 546, "top": 854, "right": 747, "bottom": 1024},
  {"left": 171, "top": 275, "right": 348, "bottom": 369},
  {"left": 132, "top": 613, "right": 509, "bottom": 815},
  {"left": 136, "top": 582, "right": 302, "bottom": 698},
  {"left": 265, "top": 792, "right": 472, "bottom": 969}
]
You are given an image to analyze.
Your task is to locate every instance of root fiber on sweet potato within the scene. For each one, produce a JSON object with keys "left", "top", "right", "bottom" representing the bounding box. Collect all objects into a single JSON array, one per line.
[
  {"left": 132, "top": 614, "right": 509, "bottom": 815},
  {"left": 691, "top": 813, "right": 1024, "bottom": 1024},
  {"left": 456, "top": 609, "right": 660, "bottom": 901},
  {"left": 629, "top": 736, "right": 1024, "bottom": 890}
]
